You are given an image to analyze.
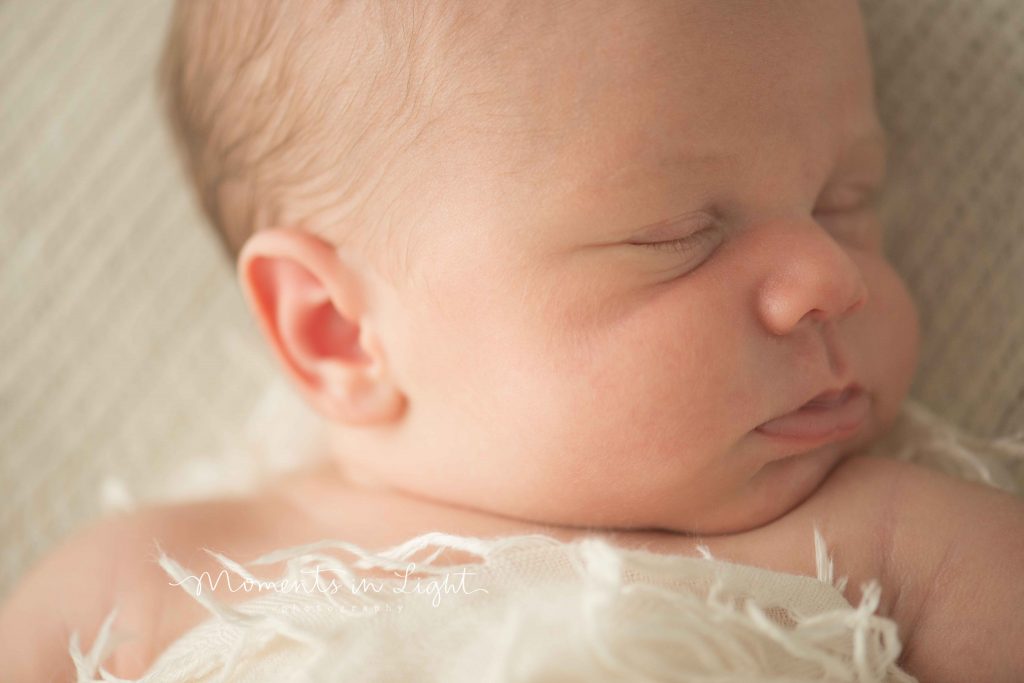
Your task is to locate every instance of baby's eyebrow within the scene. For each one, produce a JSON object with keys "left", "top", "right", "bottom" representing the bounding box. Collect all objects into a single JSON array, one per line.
[
  {"left": 604, "top": 126, "right": 887, "bottom": 195},
  {"left": 584, "top": 146, "right": 737, "bottom": 198},
  {"left": 569, "top": 125, "right": 890, "bottom": 237}
]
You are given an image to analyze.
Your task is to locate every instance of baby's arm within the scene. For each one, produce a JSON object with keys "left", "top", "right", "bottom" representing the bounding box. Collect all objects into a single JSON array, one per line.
[
  {"left": 0, "top": 495, "right": 319, "bottom": 680},
  {"left": 0, "top": 514, "right": 133, "bottom": 682},
  {"left": 878, "top": 457, "right": 1024, "bottom": 682},
  {"left": 659, "top": 454, "right": 1023, "bottom": 681}
]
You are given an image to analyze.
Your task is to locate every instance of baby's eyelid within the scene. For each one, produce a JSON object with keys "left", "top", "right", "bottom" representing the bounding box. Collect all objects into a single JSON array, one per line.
[
  {"left": 816, "top": 184, "right": 881, "bottom": 212},
  {"left": 631, "top": 223, "right": 724, "bottom": 256},
  {"left": 627, "top": 211, "right": 718, "bottom": 245}
]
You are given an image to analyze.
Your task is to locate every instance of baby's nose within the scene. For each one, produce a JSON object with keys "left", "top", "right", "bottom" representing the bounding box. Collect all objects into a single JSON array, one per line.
[{"left": 755, "top": 223, "right": 869, "bottom": 336}]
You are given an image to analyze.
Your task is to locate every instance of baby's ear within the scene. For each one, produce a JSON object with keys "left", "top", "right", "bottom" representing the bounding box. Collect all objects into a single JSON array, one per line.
[{"left": 236, "top": 228, "right": 406, "bottom": 425}]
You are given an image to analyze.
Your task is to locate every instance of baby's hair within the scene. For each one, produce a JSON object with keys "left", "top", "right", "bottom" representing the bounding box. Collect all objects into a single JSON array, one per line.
[{"left": 157, "top": 0, "right": 499, "bottom": 278}]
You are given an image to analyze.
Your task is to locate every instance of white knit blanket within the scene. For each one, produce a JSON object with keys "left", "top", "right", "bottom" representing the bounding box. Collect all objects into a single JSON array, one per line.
[{"left": 70, "top": 400, "right": 1024, "bottom": 682}]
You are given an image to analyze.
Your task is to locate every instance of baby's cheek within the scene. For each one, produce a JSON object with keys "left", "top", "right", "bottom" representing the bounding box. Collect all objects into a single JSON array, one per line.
[
  {"left": 551, "top": 291, "right": 738, "bottom": 461},
  {"left": 863, "top": 259, "right": 920, "bottom": 431}
]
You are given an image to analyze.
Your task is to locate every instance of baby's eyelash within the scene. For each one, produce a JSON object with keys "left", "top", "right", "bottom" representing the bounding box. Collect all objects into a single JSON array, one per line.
[{"left": 633, "top": 226, "right": 721, "bottom": 253}]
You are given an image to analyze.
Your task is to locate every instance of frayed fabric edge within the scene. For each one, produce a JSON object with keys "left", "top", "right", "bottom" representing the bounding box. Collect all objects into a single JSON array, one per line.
[
  {"left": 871, "top": 399, "right": 1024, "bottom": 495},
  {"left": 71, "top": 528, "right": 911, "bottom": 683}
]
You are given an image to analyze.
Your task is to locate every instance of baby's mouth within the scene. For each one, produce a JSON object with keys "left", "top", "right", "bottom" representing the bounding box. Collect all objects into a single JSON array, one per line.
[
  {"left": 802, "top": 386, "right": 858, "bottom": 409},
  {"left": 755, "top": 383, "right": 868, "bottom": 443}
]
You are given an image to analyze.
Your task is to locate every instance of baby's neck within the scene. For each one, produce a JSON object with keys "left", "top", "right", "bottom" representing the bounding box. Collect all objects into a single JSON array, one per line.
[{"left": 266, "top": 455, "right": 576, "bottom": 551}]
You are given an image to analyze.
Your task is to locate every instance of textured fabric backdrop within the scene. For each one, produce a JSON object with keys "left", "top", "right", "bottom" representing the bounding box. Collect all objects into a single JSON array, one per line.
[{"left": 1, "top": 0, "right": 1022, "bottom": 599}]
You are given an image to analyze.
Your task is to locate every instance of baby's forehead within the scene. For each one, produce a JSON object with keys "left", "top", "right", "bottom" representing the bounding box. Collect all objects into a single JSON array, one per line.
[
  {"left": 185, "top": 1, "right": 873, "bottom": 267},
  {"left": 257, "top": 2, "right": 869, "bottom": 134}
]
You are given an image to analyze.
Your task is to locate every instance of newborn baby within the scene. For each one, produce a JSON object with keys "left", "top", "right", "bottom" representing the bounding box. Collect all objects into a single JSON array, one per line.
[{"left": 2, "top": 0, "right": 1022, "bottom": 680}]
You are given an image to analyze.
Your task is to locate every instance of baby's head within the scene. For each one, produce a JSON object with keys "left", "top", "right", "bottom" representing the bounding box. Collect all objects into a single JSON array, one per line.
[{"left": 161, "top": 0, "right": 919, "bottom": 535}]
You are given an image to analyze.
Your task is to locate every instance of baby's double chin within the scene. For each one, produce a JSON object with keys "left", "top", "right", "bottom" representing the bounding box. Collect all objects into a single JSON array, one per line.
[
  {"left": 679, "top": 394, "right": 886, "bottom": 535},
  {"left": 322, "top": 416, "right": 865, "bottom": 540},
  {"left": 655, "top": 449, "right": 855, "bottom": 537}
]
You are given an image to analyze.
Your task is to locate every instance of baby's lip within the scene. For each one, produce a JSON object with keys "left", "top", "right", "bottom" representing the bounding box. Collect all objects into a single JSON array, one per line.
[
  {"left": 754, "top": 382, "right": 867, "bottom": 445},
  {"left": 801, "top": 382, "right": 864, "bottom": 409}
]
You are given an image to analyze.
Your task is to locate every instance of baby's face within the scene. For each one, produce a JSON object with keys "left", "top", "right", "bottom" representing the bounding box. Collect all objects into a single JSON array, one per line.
[{"left": 334, "top": 0, "right": 919, "bottom": 534}]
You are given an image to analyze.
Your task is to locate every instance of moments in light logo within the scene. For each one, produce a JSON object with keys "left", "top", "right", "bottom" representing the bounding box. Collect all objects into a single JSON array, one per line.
[{"left": 169, "top": 562, "right": 488, "bottom": 608}]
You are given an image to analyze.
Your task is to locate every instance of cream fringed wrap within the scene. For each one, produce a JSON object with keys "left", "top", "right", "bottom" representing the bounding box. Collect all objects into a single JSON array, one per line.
[
  {"left": 75, "top": 532, "right": 910, "bottom": 683},
  {"left": 69, "top": 395, "right": 1024, "bottom": 683}
]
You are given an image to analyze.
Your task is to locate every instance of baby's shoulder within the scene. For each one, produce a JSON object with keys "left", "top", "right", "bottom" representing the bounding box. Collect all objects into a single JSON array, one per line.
[
  {"left": 106, "top": 494, "right": 317, "bottom": 675},
  {"left": 0, "top": 494, "right": 309, "bottom": 680},
  {"left": 0, "top": 507, "right": 130, "bottom": 681}
]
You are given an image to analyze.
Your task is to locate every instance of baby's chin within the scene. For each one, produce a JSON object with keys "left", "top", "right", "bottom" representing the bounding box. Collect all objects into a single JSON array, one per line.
[
  {"left": 743, "top": 447, "right": 853, "bottom": 526},
  {"left": 326, "top": 418, "right": 879, "bottom": 539},
  {"left": 665, "top": 437, "right": 871, "bottom": 536},
  {"left": 680, "top": 400, "right": 892, "bottom": 535}
]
